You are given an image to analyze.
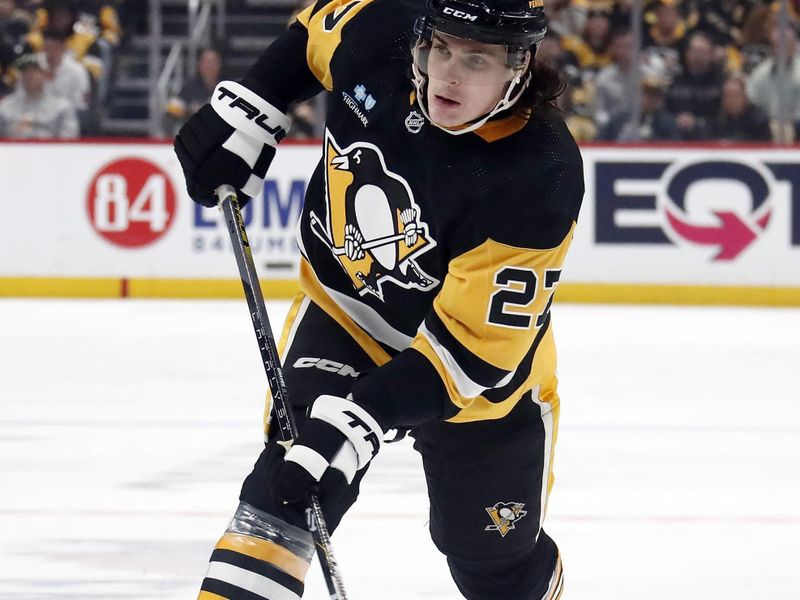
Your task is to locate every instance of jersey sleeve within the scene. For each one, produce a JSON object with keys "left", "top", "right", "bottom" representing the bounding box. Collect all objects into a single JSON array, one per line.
[
  {"left": 245, "top": 0, "right": 375, "bottom": 108},
  {"left": 411, "top": 224, "right": 576, "bottom": 405}
]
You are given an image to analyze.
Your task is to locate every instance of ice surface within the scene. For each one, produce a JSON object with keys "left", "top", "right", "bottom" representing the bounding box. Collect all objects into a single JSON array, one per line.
[{"left": 1, "top": 299, "right": 798, "bottom": 599}]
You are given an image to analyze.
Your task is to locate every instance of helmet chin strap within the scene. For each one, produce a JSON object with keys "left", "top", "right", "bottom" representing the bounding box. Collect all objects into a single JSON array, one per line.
[{"left": 411, "top": 63, "right": 532, "bottom": 136}]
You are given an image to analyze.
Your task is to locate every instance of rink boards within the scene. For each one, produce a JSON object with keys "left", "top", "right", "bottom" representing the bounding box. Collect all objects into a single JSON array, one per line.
[{"left": 1, "top": 140, "right": 799, "bottom": 305}]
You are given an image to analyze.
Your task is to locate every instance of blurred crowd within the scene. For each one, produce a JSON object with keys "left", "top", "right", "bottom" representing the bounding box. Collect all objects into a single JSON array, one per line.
[
  {"left": 2, "top": 0, "right": 800, "bottom": 142},
  {"left": 0, "top": 0, "right": 121, "bottom": 137},
  {"left": 547, "top": 0, "right": 800, "bottom": 142}
]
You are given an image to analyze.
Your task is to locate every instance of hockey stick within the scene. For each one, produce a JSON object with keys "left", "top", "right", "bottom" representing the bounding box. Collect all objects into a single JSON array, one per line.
[
  {"left": 310, "top": 212, "right": 406, "bottom": 256},
  {"left": 216, "top": 184, "right": 349, "bottom": 600}
]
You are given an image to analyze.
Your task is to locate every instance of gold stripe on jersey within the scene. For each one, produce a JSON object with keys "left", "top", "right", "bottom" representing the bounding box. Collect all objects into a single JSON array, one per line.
[
  {"left": 432, "top": 224, "right": 575, "bottom": 373},
  {"left": 297, "top": 0, "right": 378, "bottom": 91},
  {"left": 414, "top": 320, "right": 560, "bottom": 422},
  {"left": 299, "top": 257, "right": 392, "bottom": 367},
  {"left": 215, "top": 533, "right": 310, "bottom": 582},
  {"left": 473, "top": 109, "right": 531, "bottom": 143},
  {"left": 197, "top": 592, "right": 227, "bottom": 600}
]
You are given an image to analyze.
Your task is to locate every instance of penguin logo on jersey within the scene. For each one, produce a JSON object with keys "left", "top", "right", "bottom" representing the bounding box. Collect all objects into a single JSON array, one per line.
[
  {"left": 309, "top": 131, "right": 439, "bottom": 301},
  {"left": 485, "top": 502, "right": 528, "bottom": 537}
]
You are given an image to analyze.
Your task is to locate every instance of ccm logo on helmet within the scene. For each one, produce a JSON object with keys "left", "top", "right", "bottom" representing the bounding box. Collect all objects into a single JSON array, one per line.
[
  {"left": 215, "top": 86, "right": 287, "bottom": 141},
  {"left": 442, "top": 7, "right": 478, "bottom": 21}
]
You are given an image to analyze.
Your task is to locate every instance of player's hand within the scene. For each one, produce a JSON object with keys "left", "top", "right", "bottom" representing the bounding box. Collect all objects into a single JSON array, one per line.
[
  {"left": 344, "top": 224, "right": 365, "bottom": 260},
  {"left": 400, "top": 208, "right": 418, "bottom": 247},
  {"left": 173, "top": 80, "right": 291, "bottom": 207},
  {"left": 274, "top": 395, "right": 384, "bottom": 504}
]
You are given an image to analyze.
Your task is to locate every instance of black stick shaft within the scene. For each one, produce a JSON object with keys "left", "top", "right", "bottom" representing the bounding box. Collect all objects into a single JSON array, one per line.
[{"left": 217, "top": 184, "right": 348, "bottom": 600}]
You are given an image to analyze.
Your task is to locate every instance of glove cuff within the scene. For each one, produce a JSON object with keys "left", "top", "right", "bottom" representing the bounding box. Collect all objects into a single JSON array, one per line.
[
  {"left": 211, "top": 80, "right": 291, "bottom": 147},
  {"left": 310, "top": 395, "right": 383, "bottom": 469}
]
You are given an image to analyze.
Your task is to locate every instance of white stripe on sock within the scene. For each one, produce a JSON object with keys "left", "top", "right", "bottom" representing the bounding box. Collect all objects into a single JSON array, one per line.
[{"left": 206, "top": 561, "right": 301, "bottom": 600}]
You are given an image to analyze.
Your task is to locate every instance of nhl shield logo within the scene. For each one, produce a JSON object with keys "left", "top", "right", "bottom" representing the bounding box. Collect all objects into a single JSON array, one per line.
[
  {"left": 485, "top": 502, "right": 528, "bottom": 537},
  {"left": 309, "top": 130, "right": 439, "bottom": 301},
  {"left": 405, "top": 110, "right": 425, "bottom": 134}
]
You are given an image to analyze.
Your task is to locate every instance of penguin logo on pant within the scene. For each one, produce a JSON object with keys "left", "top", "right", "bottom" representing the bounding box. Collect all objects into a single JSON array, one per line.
[
  {"left": 485, "top": 502, "right": 528, "bottom": 537},
  {"left": 310, "top": 131, "right": 439, "bottom": 301}
]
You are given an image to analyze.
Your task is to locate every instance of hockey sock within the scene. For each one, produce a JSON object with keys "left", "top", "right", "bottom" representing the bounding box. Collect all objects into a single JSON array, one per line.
[{"left": 198, "top": 502, "right": 314, "bottom": 600}]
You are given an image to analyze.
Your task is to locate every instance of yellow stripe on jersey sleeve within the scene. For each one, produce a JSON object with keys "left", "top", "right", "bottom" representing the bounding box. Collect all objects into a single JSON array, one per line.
[
  {"left": 296, "top": 0, "right": 377, "bottom": 91},
  {"left": 413, "top": 318, "right": 561, "bottom": 422},
  {"left": 433, "top": 223, "right": 576, "bottom": 373}
]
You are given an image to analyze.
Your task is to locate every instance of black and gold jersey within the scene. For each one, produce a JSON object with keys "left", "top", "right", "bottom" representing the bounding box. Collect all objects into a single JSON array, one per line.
[{"left": 247, "top": 0, "right": 584, "bottom": 426}]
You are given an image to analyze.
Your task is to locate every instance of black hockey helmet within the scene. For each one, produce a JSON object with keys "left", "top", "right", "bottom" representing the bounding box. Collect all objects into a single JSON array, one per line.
[{"left": 413, "top": 0, "right": 548, "bottom": 67}]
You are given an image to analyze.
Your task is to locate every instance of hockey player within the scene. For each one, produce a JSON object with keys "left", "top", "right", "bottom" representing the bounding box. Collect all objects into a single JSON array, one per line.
[{"left": 174, "top": 0, "right": 583, "bottom": 598}]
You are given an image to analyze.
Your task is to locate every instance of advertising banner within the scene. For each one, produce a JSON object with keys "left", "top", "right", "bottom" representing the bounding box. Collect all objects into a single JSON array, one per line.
[{"left": 1, "top": 141, "right": 798, "bottom": 304}]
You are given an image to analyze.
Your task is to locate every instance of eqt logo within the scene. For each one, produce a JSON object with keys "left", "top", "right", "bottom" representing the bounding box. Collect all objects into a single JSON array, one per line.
[
  {"left": 86, "top": 157, "right": 177, "bottom": 248},
  {"left": 596, "top": 158, "right": 800, "bottom": 261},
  {"left": 660, "top": 161, "right": 773, "bottom": 260}
]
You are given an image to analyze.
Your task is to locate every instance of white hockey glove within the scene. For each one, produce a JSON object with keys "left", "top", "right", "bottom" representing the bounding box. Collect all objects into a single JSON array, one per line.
[
  {"left": 344, "top": 223, "right": 365, "bottom": 260},
  {"left": 275, "top": 395, "right": 384, "bottom": 503},
  {"left": 174, "top": 80, "right": 291, "bottom": 207},
  {"left": 400, "top": 208, "right": 419, "bottom": 247}
]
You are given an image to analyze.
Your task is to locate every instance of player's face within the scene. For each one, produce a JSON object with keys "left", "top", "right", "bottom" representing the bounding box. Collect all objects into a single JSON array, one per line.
[{"left": 416, "top": 32, "right": 523, "bottom": 128}]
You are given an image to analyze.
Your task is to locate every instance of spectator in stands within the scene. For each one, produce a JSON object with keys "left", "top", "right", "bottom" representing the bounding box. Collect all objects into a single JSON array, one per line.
[
  {"left": 71, "top": 0, "right": 122, "bottom": 47},
  {"left": 42, "top": 25, "right": 88, "bottom": 117},
  {"left": 545, "top": 0, "right": 587, "bottom": 39},
  {"left": 561, "top": 3, "right": 613, "bottom": 75},
  {"left": 560, "top": 79, "right": 598, "bottom": 141},
  {"left": 740, "top": 3, "right": 776, "bottom": 72},
  {"left": 711, "top": 76, "right": 771, "bottom": 140},
  {"left": 0, "top": 52, "right": 78, "bottom": 137},
  {"left": 666, "top": 31, "right": 725, "bottom": 139},
  {"left": 747, "top": 22, "right": 800, "bottom": 135},
  {"left": 0, "top": 0, "right": 32, "bottom": 95},
  {"left": 598, "top": 74, "right": 678, "bottom": 141},
  {"left": 684, "top": 0, "right": 749, "bottom": 72},
  {"left": 643, "top": 0, "right": 687, "bottom": 76},
  {"left": 0, "top": 34, "right": 15, "bottom": 96},
  {"left": 164, "top": 46, "right": 223, "bottom": 136},
  {"left": 593, "top": 27, "right": 635, "bottom": 129},
  {"left": 683, "top": 0, "right": 750, "bottom": 49},
  {"left": 26, "top": 1, "right": 110, "bottom": 93},
  {"left": 0, "top": 0, "right": 32, "bottom": 46},
  {"left": 608, "top": 0, "right": 633, "bottom": 32}
]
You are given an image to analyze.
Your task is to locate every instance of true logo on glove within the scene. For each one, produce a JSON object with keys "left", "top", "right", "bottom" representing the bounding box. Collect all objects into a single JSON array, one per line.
[
  {"left": 343, "top": 410, "right": 381, "bottom": 458},
  {"left": 216, "top": 86, "right": 288, "bottom": 142}
]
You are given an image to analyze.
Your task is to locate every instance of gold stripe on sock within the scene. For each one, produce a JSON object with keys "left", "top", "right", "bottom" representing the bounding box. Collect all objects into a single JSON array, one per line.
[{"left": 216, "top": 533, "right": 310, "bottom": 582}]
